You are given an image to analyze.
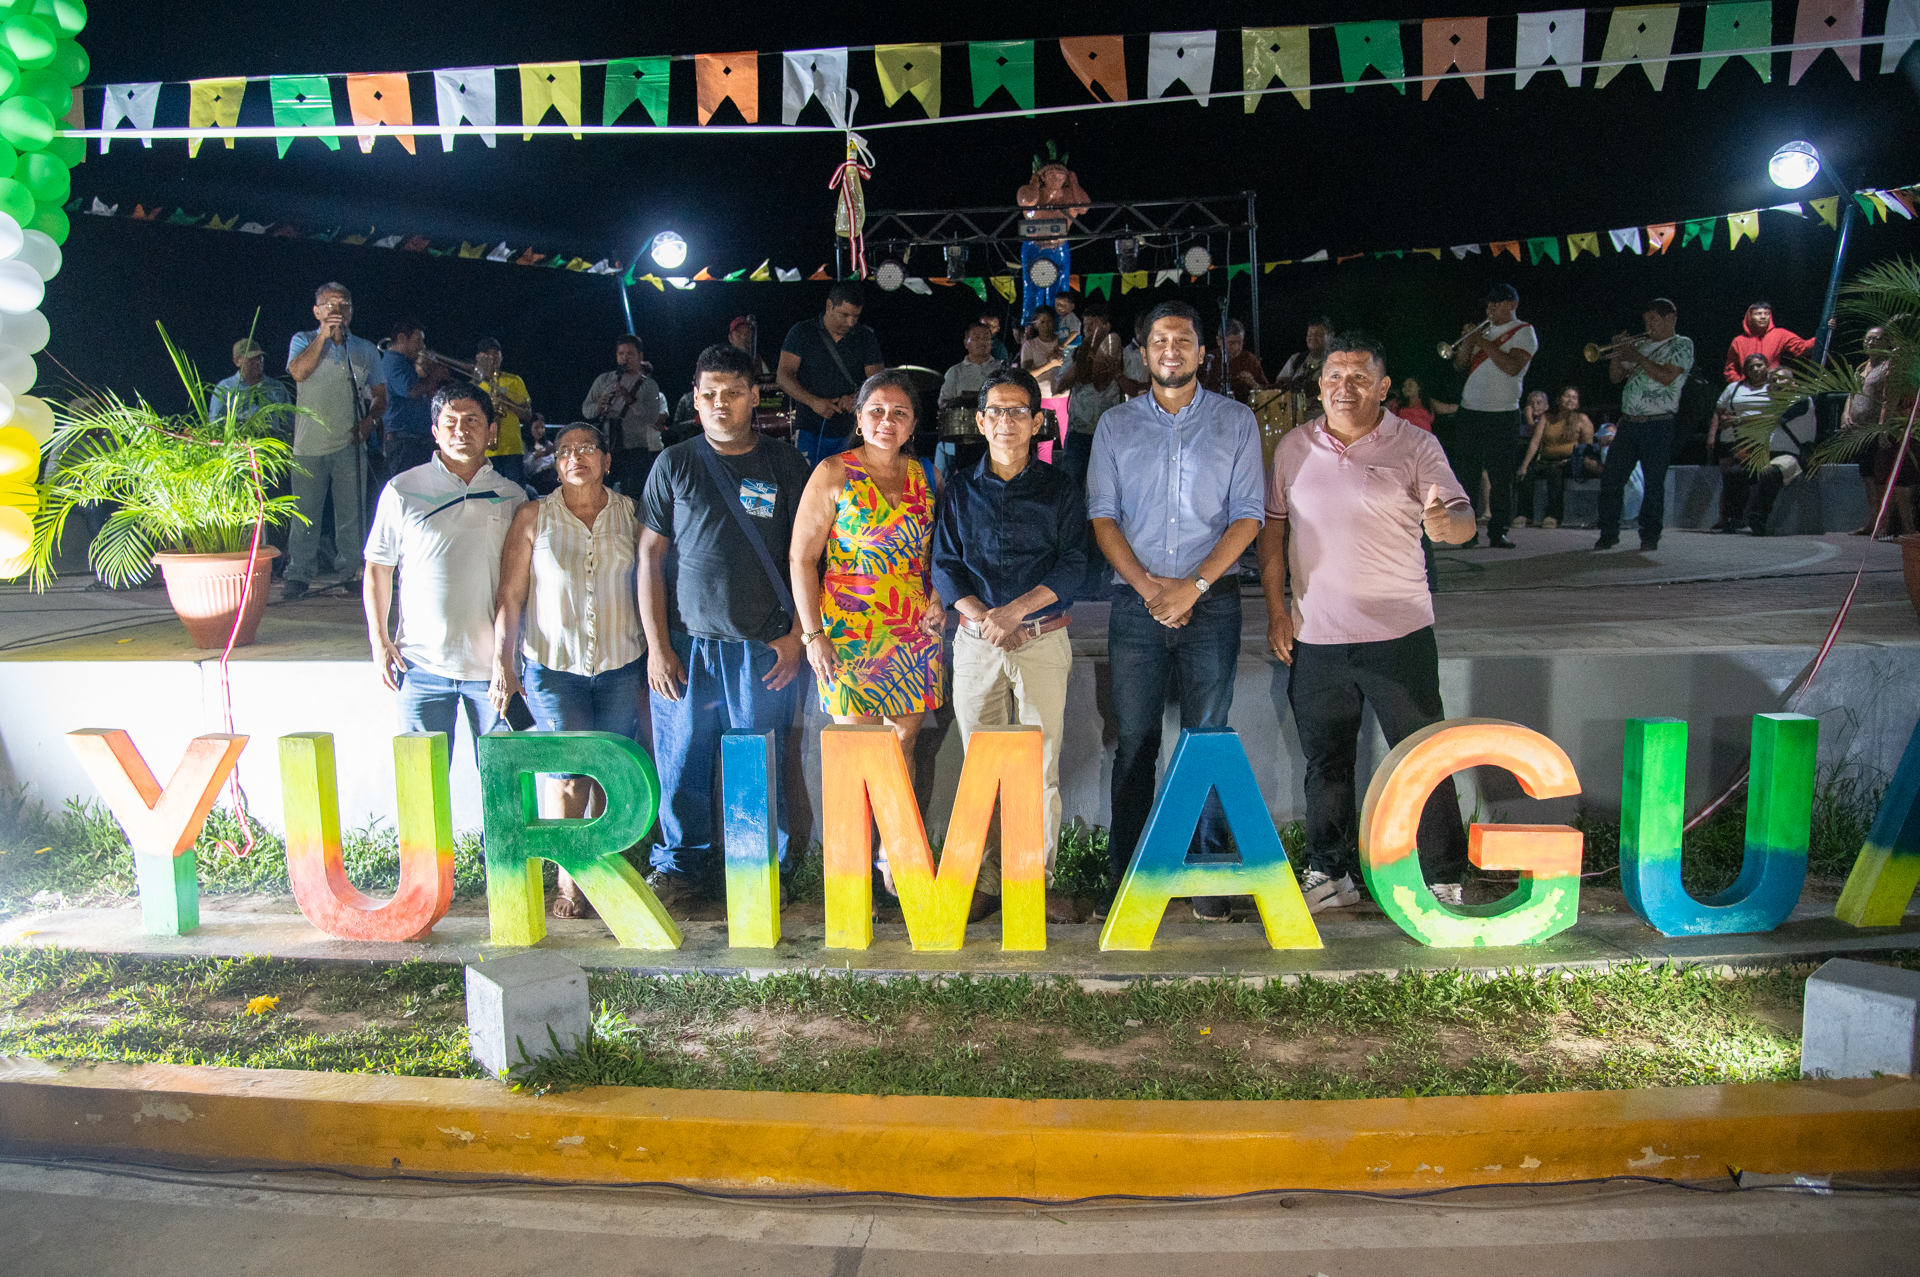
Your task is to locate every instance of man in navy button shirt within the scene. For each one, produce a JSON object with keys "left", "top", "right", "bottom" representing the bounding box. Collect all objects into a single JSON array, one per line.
[{"left": 932, "top": 367, "right": 1086, "bottom": 924}]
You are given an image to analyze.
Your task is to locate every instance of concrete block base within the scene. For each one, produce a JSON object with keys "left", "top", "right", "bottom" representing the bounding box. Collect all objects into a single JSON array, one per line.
[
  {"left": 1801, "top": 957, "right": 1920, "bottom": 1079},
  {"left": 464, "top": 951, "right": 590, "bottom": 1077}
]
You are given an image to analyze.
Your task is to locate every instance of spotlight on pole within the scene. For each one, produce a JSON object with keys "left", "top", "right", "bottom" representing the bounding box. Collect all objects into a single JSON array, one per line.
[
  {"left": 1768, "top": 140, "right": 1823, "bottom": 190},
  {"left": 945, "top": 244, "right": 967, "bottom": 280},
  {"left": 1182, "top": 245, "right": 1213, "bottom": 276},
  {"left": 874, "top": 257, "right": 906, "bottom": 292},
  {"left": 1115, "top": 237, "right": 1138, "bottom": 274},
  {"left": 648, "top": 231, "right": 688, "bottom": 270}
]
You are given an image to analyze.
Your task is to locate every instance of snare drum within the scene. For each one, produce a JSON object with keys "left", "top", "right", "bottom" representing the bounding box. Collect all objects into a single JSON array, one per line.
[{"left": 938, "top": 403, "right": 979, "bottom": 440}]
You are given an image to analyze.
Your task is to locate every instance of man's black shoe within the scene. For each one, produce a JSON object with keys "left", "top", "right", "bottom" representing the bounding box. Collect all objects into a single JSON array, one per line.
[
  {"left": 282, "top": 579, "right": 311, "bottom": 601},
  {"left": 1593, "top": 534, "right": 1618, "bottom": 550},
  {"left": 1488, "top": 535, "right": 1516, "bottom": 549},
  {"left": 1640, "top": 537, "right": 1660, "bottom": 551},
  {"left": 1190, "top": 895, "right": 1232, "bottom": 922}
]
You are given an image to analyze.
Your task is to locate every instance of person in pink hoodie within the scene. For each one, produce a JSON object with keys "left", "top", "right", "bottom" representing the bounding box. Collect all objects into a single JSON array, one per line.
[{"left": 1722, "top": 301, "right": 1815, "bottom": 382}]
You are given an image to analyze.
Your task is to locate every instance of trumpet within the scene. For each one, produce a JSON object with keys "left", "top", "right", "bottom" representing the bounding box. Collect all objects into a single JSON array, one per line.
[
  {"left": 1583, "top": 332, "right": 1651, "bottom": 363},
  {"left": 375, "top": 339, "right": 482, "bottom": 379},
  {"left": 1437, "top": 320, "right": 1492, "bottom": 361}
]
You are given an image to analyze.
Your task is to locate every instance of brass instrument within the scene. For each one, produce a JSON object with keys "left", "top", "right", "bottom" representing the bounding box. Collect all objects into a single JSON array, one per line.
[
  {"left": 1583, "top": 332, "right": 1652, "bottom": 363},
  {"left": 422, "top": 348, "right": 481, "bottom": 379},
  {"left": 1437, "top": 320, "right": 1492, "bottom": 361}
]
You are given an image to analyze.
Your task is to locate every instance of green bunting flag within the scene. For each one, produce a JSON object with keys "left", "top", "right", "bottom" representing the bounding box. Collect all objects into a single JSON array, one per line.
[
  {"left": 605, "top": 56, "right": 671, "bottom": 127},
  {"left": 962, "top": 276, "right": 988, "bottom": 301},
  {"left": 1083, "top": 272, "right": 1114, "bottom": 298},
  {"left": 1226, "top": 262, "right": 1252, "bottom": 278},
  {"left": 1698, "top": 1, "right": 1773, "bottom": 89},
  {"left": 1682, "top": 216, "right": 1717, "bottom": 248},
  {"left": 1526, "top": 235, "right": 1561, "bottom": 264},
  {"left": 970, "top": 40, "right": 1035, "bottom": 109},
  {"left": 1334, "top": 22, "right": 1407, "bottom": 93},
  {"left": 268, "top": 76, "right": 340, "bottom": 158}
]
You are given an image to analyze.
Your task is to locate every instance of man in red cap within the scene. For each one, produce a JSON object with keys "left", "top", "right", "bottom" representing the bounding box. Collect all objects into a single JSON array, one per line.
[{"left": 727, "top": 315, "right": 774, "bottom": 382}]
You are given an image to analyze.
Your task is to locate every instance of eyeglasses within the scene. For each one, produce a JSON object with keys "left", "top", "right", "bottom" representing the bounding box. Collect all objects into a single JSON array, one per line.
[
  {"left": 980, "top": 406, "right": 1033, "bottom": 421},
  {"left": 554, "top": 444, "right": 603, "bottom": 460}
]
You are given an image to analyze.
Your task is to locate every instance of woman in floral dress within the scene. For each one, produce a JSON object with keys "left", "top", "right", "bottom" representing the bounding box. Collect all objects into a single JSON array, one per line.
[{"left": 791, "top": 370, "right": 945, "bottom": 891}]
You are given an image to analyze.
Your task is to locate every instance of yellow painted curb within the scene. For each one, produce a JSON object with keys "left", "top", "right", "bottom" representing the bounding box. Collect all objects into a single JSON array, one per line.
[{"left": 2, "top": 1059, "right": 1916, "bottom": 1198}]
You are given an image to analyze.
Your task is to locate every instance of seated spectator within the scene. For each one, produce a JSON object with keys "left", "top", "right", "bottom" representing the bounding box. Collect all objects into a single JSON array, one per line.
[
  {"left": 1203, "top": 319, "right": 1271, "bottom": 404},
  {"left": 1056, "top": 305, "right": 1123, "bottom": 489},
  {"left": 939, "top": 322, "right": 1005, "bottom": 408},
  {"left": 1392, "top": 377, "right": 1437, "bottom": 431},
  {"left": 1714, "top": 362, "right": 1813, "bottom": 536},
  {"left": 1052, "top": 291, "right": 1083, "bottom": 346},
  {"left": 1020, "top": 309, "right": 1067, "bottom": 397},
  {"left": 490, "top": 422, "right": 645, "bottom": 919},
  {"left": 1516, "top": 387, "right": 1594, "bottom": 529}
]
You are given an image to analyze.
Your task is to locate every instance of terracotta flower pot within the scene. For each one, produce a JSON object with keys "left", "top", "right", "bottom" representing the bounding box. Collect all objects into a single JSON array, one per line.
[
  {"left": 151, "top": 547, "right": 280, "bottom": 649},
  {"left": 1903, "top": 534, "right": 1920, "bottom": 625}
]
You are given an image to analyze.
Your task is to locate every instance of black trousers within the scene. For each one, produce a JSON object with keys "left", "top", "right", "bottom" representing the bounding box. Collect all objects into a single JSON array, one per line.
[
  {"left": 612, "top": 446, "right": 658, "bottom": 498},
  {"left": 1599, "top": 415, "right": 1674, "bottom": 541},
  {"left": 1287, "top": 627, "right": 1469, "bottom": 884},
  {"left": 1441, "top": 408, "right": 1520, "bottom": 538}
]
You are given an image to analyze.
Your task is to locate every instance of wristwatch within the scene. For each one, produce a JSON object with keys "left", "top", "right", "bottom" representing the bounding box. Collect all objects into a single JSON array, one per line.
[{"left": 1193, "top": 576, "right": 1211, "bottom": 594}]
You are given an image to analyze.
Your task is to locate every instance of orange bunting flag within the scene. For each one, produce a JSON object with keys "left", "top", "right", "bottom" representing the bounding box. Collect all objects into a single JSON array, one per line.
[
  {"left": 1728, "top": 210, "right": 1760, "bottom": 248},
  {"left": 346, "top": 73, "right": 416, "bottom": 154},
  {"left": 695, "top": 52, "right": 759, "bottom": 125},
  {"left": 1421, "top": 17, "right": 1489, "bottom": 99},
  {"left": 809, "top": 264, "right": 831, "bottom": 280},
  {"left": 1567, "top": 231, "right": 1601, "bottom": 260},
  {"left": 691, "top": 266, "right": 715, "bottom": 281},
  {"left": 1791, "top": 0, "right": 1864, "bottom": 84},
  {"left": 1646, "top": 223, "right": 1677, "bottom": 253},
  {"left": 1490, "top": 240, "right": 1521, "bottom": 260},
  {"left": 1059, "top": 36, "right": 1128, "bottom": 101}
]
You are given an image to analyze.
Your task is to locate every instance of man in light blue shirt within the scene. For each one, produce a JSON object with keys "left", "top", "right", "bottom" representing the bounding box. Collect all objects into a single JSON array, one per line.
[
  {"left": 285, "top": 282, "right": 386, "bottom": 599},
  {"left": 206, "top": 338, "right": 292, "bottom": 430},
  {"left": 1086, "top": 300, "right": 1265, "bottom": 922}
]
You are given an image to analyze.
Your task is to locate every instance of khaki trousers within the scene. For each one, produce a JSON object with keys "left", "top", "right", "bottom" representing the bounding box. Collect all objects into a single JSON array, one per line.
[{"left": 950, "top": 624, "right": 1071, "bottom": 895}]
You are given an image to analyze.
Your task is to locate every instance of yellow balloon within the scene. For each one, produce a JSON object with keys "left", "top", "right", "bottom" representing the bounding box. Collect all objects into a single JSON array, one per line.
[
  {"left": 0, "top": 477, "right": 33, "bottom": 514},
  {"left": 10, "top": 389, "right": 50, "bottom": 441},
  {"left": 0, "top": 502, "right": 31, "bottom": 570},
  {"left": 0, "top": 422, "right": 34, "bottom": 478}
]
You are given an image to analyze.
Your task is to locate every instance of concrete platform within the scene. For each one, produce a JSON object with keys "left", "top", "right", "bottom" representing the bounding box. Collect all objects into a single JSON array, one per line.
[
  {"left": 1, "top": 530, "right": 1912, "bottom": 849},
  {"left": 6, "top": 899, "right": 1916, "bottom": 984}
]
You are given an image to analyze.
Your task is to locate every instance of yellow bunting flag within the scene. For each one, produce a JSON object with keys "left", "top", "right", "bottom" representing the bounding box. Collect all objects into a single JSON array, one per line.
[
  {"left": 1646, "top": 222, "right": 1677, "bottom": 253},
  {"left": 1242, "top": 27, "right": 1310, "bottom": 111},
  {"left": 520, "top": 62, "right": 583, "bottom": 139},
  {"left": 695, "top": 52, "right": 759, "bottom": 125},
  {"left": 1490, "top": 240, "right": 1520, "bottom": 260},
  {"left": 749, "top": 258, "right": 771, "bottom": 281},
  {"left": 346, "top": 73, "right": 416, "bottom": 154},
  {"left": 1119, "top": 269, "right": 1149, "bottom": 292},
  {"left": 874, "top": 44, "right": 941, "bottom": 118},
  {"left": 1809, "top": 196, "right": 1839, "bottom": 228},
  {"left": 1596, "top": 5, "right": 1682, "bottom": 90},
  {"left": 1414, "top": 247, "right": 1443, "bottom": 259},
  {"left": 636, "top": 273, "right": 664, "bottom": 290},
  {"left": 1567, "top": 231, "right": 1600, "bottom": 260},
  {"left": 1728, "top": 210, "right": 1759, "bottom": 248},
  {"left": 989, "top": 276, "right": 1017, "bottom": 302},
  {"left": 187, "top": 78, "right": 245, "bottom": 157},
  {"left": 458, "top": 241, "right": 485, "bottom": 258}
]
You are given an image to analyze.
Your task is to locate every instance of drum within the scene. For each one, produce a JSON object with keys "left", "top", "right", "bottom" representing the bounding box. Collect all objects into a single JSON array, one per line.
[
  {"left": 1251, "top": 389, "right": 1296, "bottom": 468},
  {"left": 753, "top": 385, "right": 793, "bottom": 438},
  {"left": 938, "top": 403, "right": 979, "bottom": 440}
]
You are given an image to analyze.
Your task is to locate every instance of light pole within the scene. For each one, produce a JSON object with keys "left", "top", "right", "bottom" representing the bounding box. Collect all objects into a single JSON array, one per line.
[{"left": 1768, "top": 139, "right": 1856, "bottom": 365}]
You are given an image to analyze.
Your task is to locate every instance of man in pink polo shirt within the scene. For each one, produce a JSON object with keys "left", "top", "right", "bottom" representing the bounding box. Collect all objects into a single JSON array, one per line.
[{"left": 1257, "top": 331, "right": 1478, "bottom": 912}]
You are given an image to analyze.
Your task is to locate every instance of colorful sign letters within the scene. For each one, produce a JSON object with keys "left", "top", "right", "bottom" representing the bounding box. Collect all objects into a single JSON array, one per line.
[{"left": 63, "top": 712, "right": 1920, "bottom": 954}]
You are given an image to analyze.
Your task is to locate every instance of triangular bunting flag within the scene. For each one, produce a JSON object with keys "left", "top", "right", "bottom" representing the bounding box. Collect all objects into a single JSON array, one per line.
[
  {"left": 903, "top": 278, "right": 933, "bottom": 295},
  {"left": 970, "top": 41, "right": 1036, "bottom": 110},
  {"left": 989, "top": 276, "right": 1017, "bottom": 301},
  {"left": 374, "top": 233, "right": 403, "bottom": 248},
  {"left": 1147, "top": 31, "right": 1217, "bottom": 105},
  {"left": 1422, "top": 17, "right": 1489, "bottom": 99},
  {"left": 515, "top": 248, "right": 547, "bottom": 265},
  {"left": 101, "top": 82, "right": 161, "bottom": 154},
  {"left": 1567, "top": 232, "right": 1600, "bottom": 260},
  {"left": 567, "top": 258, "right": 592, "bottom": 272},
  {"left": 87, "top": 197, "right": 118, "bottom": 215},
  {"left": 809, "top": 265, "right": 831, "bottom": 281},
  {"left": 168, "top": 209, "right": 204, "bottom": 226},
  {"left": 1069, "top": 275, "right": 1082, "bottom": 292},
  {"left": 271, "top": 225, "right": 301, "bottom": 237},
  {"left": 1769, "top": 202, "right": 1806, "bottom": 217},
  {"left": 1083, "top": 272, "right": 1115, "bottom": 298},
  {"left": 1059, "top": 36, "right": 1128, "bottom": 102},
  {"left": 187, "top": 78, "right": 246, "bottom": 157},
  {"left": 1854, "top": 192, "right": 1883, "bottom": 222},
  {"left": 1646, "top": 223, "right": 1677, "bottom": 252},
  {"left": 1263, "top": 261, "right": 1283, "bottom": 272},
  {"left": 1515, "top": 9, "right": 1586, "bottom": 88},
  {"left": 1699, "top": 1, "right": 1773, "bottom": 88},
  {"left": 434, "top": 67, "right": 497, "bottom": 149},
  {"left": 1874, "top": 189, "right": 1915, "bottom": 219},
  {"left": 458, "top": 241, "right": 486, "bottom": 259},
  {"left": 1299, "top": 249, "right": 1330, "bottom": 262},
  {"left": 1336, "top": 252, "right": 1364, "bottom": 264},
  {"left": 268, "top": 76, "right": 339, "bottom": 159},
  {"left": 239, "top": 222, "right": 268, "bottom": 234},
  {"left": 339, "top": 230, "right": 369, "bottom": 245},
  {"left": 750, "top": 259, "right": 772, "bottom": 281},
  {"left": 1596, "top": 6, "right": 1682, "bottom": 90},
  {"left": 1490, "top": 240, "right": 1521, "bottom": 260},
  {"left": 1609, "top": 226, "right": 1644, "bottom": 253},
  {"left": 1154, "top": 267, "right": 1182, "bottom": 286},
  {"left": 1791, "top": 0, "right": 1864, "bottom": 84},
  {"left": 1681, "top": 217, "right": 1717, "bottom": 249},
  {"left": 782, "top": 48, "right": 849, "bottom": 125},
  {"left": 1450, "top": 243, "right": 1482, "bottom": 259},
  {"left": 1241, "top": 27, "right": 1310, "bottom": 111},
  {"left": 1728, "top": 210, "right": 1760, "bottom": 247},
  {"left": 487, "top": 241, "right": 512, "bottom": 261},
  {"left": 695, "top": 52, "right": 760, "bottom": 125},
  {"left": 604, "top": 57, "right": 671, "bottom": 128},
  {"left": 1888, "top": 189, "right": 1919, "bottom": 217},
  {"left": 1414, "top": 248, "right": 1443, "bottom": 259},
  {"left": 1335, "top": 22, "right": 1407, "bottom": 93},
  {"left": 637, "top": 273, "right": 665, "bottom": 290},
  {"left": 1809, "top": 196, "right": 1839, "bottom": 227},
  {"left": 875, "top": 45, "right": 941, "bottom": 118},
  {"left": 520, "top": 63, "right": 583, "bottom": 139},
  {"left": 691, "top": 267, "right": 715, "bottom": 281},
  {"left": 962, "top": 277, "right": 987, "bottom": 301},
  {"left": 1374, "top": 250, "right": 1405, "bottom": 261},
  {"left": 1119, "top": 270, "right": 1149, "bottom": 293},
  {"left": 401, "top": 234, "right": 431, "bottom": 252},
  {"left": 1885, "top": 0, "right": 1920, "bottom": 72},
  {"left": 1227, "top": 262, "right": 1251, "bottom": 278},
  {"left": 1526, "top": 235, "right": 1561, "bottom": 265},
  {"left": 346, "top": 73, "right": 415, "bottom": 154},
  {"left": 722, "top": 267, "right": 748, "bottom": 281}
]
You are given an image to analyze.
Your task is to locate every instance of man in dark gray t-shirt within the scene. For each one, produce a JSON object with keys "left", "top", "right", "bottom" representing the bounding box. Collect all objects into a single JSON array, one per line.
[{"left": 638, "top": 343, "right": 811, "bottom": 912}]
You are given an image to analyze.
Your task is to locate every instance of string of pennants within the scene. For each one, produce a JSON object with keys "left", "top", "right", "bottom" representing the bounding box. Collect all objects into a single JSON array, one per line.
[
  {"left": 78, "top": 1, "right": 1920, "bottom": 149},
  {"left": 71, "top": 179, "right": 1919, "bottom": 294}
]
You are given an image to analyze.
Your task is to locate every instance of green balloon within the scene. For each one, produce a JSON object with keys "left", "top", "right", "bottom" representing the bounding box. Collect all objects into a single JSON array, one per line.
[
  {"left": 35, "top": 0, "right": 83, "bottom": 38},
  {"left": 0, "top": 45, "right": 19, "bottom": 99},
  {"left": 0, "top": 177, "right": 34, "bottom": 226},
  {"left": 40, "top": 133, "right": 77, "bottom": 166},
  {"left": 20, "top": 66, "right": 69, "bottom": 115},
  {"left": 0, "top": 138, "right": 16, "bottom": 182},
  {"left": 29, "top": 204, "right": 64, "bottom": 244},
  {"left": 45, "top": 35, "right": 80, "bottom": 83},
  {"left": 0, "top": 94, "right": 53, "bottom": 150},
  {"left": 1, "top": 15, "right": 55, "bottom": 69},
  {"left": 19, "top": 150, "right": 63, "bottom": 201}
]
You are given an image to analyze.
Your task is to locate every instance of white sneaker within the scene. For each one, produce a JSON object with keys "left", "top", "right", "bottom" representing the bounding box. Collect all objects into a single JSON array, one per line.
[
  {"left": 1541, "top": 517, "right": 1558, "bottom": 529},
  {"left": 1510, "top": 516, "right": 1529, "bottom": 528},
  {"left": 1300, "top": 870, "right": 1361, "bottom": 913},
  {"left": 1430, "top": 881, "right": 1464, "bottom": 906}
]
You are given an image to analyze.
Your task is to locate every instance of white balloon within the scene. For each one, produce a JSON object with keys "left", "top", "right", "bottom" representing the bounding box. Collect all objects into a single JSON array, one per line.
[
  {"left": 0, "top": 383, "right": 15, "bottom": 428},
  {"left": 11, "top": 393, "right": 52, "bottom": 443},
  {"left": 0, "top": 309, "right": 46, "bottom": 353},
  {"left": 0, "top": 261, "right": 44, "bottom": 314},
  {"left": 15, "top": 231, "right": 59, "bottom": 282},
  {"left": 0, "top": 213, "right": 22, "bottom": 263},
  {"left": 0, "top": 347, "right": 33, "bottom": 396}
]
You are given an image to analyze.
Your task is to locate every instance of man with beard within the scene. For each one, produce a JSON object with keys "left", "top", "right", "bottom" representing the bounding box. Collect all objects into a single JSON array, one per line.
[{"left": 1085, "top": 300, "right": 1265, "bottom": 924}]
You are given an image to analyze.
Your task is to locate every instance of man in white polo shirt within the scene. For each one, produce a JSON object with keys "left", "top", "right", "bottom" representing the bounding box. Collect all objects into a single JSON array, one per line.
[
  {"left": 363, "top": 382, "right": 528, "bottom": 757},
  {"left": 1445, "top": 284, "right": 1536, "bottom": 549},
  {"left": 1259, "top": 331, "right": 1478, "bottom": 912}
]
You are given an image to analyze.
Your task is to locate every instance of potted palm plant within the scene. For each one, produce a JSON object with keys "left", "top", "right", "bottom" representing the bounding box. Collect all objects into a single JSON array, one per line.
[
  {"left": 1734, "top": 258, "right": 1920, "bottom": 620},
  {"left": 24, "top": 326, "right": 303, "bottom": 648}
]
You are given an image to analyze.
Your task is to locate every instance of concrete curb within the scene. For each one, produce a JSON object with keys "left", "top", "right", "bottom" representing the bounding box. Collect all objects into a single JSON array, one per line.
[{"left": 2, "top": 1058, "right": 1916, "bottom": 1198}]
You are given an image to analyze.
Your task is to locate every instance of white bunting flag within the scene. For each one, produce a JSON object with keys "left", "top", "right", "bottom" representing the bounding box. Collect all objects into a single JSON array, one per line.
[
  {"left": 903, "top": 277, "right": 933, "bottom": 295},
  {"left": 87, "top": 198, "right": 118, "bottom": 216},
  {"left": 776, "top": 267, "right": 802, "bottom": 282},
  {"left": 1300, "top": 249, "right": 1330, "bottom": 262},
  {"left": 486, "top": 241, "right": 513, "bottom": 261},
  {"left": 238, "top": 222, "right": 269, "bottom": 234},
  {"left": 1874, "top": 190, "right": 1914, "bottom": 219},
  {"left": 781, "top": 48, "right": 849, "bottom": 125},
  {"left": 374, "top": 234, "right": 403, "bottom": 248},
  {"left": 1147, "top": 32, "right": 1217, "bottom": 106},
  {"left": 1153, "top": 267, "right": 1182, "bottom": 286},
  {"left": 1449, "top": 243, "right": 1482, "bottom": 259},
  {"left": 433, "top": 68, "right": 497, "bottom": 150},
  {"left": 1514, "top": 10, "right": 1586, "bottom": 89},
  {"left": 587, "top": 259, "right": 615, "bottom": 274},
  {"left": 1886, "top": 0, "right": 1920, "bottom": 72},
  {"left": 1608, "top": 226, "right": 1643, "bottom": 254},
  {"left": 101, "top": 82, "right": 162, "bottom": 153},
  {"left": 666, "top": 277, "right": 695, "bottom": 289}
]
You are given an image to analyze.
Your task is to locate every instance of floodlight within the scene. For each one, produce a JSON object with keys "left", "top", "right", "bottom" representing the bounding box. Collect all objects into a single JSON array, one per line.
[
  {"left": 1183, "top": 245, "right": 1213, "bottom": 275},
  {"left": 648, "top": 231, "right": 688, "bottom": 270},
  {"left": 1026, "top": 256, "right": 1060, "bottom": 289},
  {"left": 945, "top": 244, "right": 966, "bottom": 280},
  {"left": 874, "top": 258, "right": 906, "bottom": 291},
  {"left": 1768, "top": 140, "right": 1822, "bottom": 191},
  {"left": 1115, "top": 237, "right": 1138, "bottom": 273}
]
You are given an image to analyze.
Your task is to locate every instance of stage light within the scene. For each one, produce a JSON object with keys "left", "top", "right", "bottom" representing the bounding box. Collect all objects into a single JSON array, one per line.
[
  {"left": 1115, "top": 237, "right": 1138, "bottom": 274},
  {"left": 648, "top": 231, "right": 688, "bottom": 270},
  {"left": 874, "top": 258, "right": 906, "bottom": 291},
  {"left": 1182, "top": 245, "right": 1212, "bottom": 275},
  {"left": 1026, "top": 256, "right": 1060, "bottom": 290},
  {"left": 945, "top": 244, "right": 966, "bottom": 280},
  {"left": 1768, "top": 140, "right": 1822, "bottom": 190}
]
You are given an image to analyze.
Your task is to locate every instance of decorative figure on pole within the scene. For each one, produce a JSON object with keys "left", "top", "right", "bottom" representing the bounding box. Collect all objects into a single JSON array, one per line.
[{"left": 1015, "top": 145, "right": 1089, "bottom": 324}]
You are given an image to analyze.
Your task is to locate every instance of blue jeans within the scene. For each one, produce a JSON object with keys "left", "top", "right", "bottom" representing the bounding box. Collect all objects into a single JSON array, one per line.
[
  {"left": 288, "top": 445, "right": 364, "bottom": 583},
  {"left": 395, "top": 668, "right": 497, "bottom": 763},
  {"left": 1106, "top": 583, "right": 1242, "bottom": 881},
  {"left": 794, "top": 427, "right": 854, "bottom": 468},
  {"left": 522, "top": 657, "right": 644, "bottom": 738},
  {"left": 650, "top": 632, "right": 800, "bottom": 877}
]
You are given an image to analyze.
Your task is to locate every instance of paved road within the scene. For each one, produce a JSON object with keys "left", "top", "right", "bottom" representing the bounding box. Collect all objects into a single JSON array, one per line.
[{"left": 1, "top": 1159, "right": 1915, "bottom": 1275}]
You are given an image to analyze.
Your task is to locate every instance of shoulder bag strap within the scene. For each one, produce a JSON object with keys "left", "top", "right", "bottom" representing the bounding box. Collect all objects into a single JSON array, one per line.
[
  {"left": 814, "top": 316, "right": 860, "bottom": 390},
  {"left": 693, "top": 440, "right": 796, "bottom": 616}
]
